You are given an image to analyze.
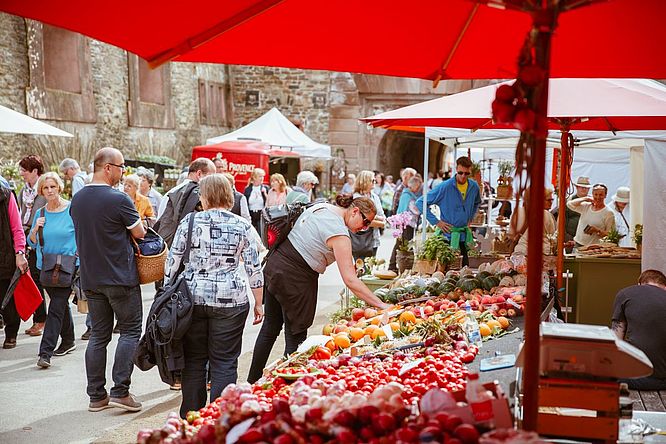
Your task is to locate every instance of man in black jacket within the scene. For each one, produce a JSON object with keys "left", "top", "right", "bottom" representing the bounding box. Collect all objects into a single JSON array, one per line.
[{"left": 155, "top": 158, "right": 215, "bottom": 247}]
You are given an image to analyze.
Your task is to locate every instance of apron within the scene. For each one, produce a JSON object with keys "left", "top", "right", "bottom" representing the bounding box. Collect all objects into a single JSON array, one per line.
[{"left": 264, "top": 238, "right": 319, "bottom": 333}]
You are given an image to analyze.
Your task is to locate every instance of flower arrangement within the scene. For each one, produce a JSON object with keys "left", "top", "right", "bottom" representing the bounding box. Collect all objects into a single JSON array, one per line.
[{"left": 387, "top": 212, "right": 414, "bottom": 252}]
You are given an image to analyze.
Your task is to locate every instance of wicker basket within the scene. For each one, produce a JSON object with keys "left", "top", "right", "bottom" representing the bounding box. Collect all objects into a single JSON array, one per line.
[{"left": 132, "top": 238, "right": 169, "bottom": 284}]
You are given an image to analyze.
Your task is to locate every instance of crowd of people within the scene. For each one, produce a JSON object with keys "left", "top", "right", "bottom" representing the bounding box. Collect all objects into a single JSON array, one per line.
[{"left": 0, "top": 149, "right": 649, "bottom": 417}]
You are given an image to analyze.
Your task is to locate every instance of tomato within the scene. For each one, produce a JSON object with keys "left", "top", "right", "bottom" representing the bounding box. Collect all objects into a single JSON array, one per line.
[{"left": 312, "top": 346, "right": 332, "bottom": 360}]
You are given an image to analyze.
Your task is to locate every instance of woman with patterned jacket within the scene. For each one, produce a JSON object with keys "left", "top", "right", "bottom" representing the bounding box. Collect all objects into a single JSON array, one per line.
[{"left": 164, "top": 174, "right": 264, "bottom": 418}]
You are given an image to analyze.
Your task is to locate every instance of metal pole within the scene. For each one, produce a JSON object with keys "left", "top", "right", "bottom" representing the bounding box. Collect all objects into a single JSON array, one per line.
[
  {"left": 522, "top": 7, "right": 557, "bottom": 432},
  {"left": 422, "top": 136, "right": 430, "bottom": 243},
  {"left": 556, "top": 127, "right": 571, "bottom": 303}
]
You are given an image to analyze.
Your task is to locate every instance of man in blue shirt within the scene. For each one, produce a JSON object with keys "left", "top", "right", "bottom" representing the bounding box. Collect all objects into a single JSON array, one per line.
[
  {"left": 415, "top": 156, "right": 481, "bottom": 266},
  {"left": 71, "top": 147, "right": 146, "bottom": 413}
]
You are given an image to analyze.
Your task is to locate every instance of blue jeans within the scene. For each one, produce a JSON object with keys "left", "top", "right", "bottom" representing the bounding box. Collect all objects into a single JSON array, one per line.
[
  {"left": 84, "top": 285, "right": 142, "bottom": 402},
  {"left": 180, "top": 304, "right": 249, "bottom": 418},
  {"left": 39, "top": 286, "right": 75, "bottom": 358}
]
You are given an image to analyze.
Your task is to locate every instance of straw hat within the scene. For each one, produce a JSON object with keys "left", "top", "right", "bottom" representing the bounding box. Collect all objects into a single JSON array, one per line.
[
  {"left": 612, "top": 186, "right": 630, "bottom": 203},
  {"left": 574, "top": 176, "right": 591, "bottom": 188}
]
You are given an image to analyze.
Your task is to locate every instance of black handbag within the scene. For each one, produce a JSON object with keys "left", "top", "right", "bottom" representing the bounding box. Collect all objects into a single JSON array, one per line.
[
  {"left": 350, "top": 228, "right": 375, "bottom": 258},
  {"left": 38, "top": 208, "right": 77, "bottom": 288}
]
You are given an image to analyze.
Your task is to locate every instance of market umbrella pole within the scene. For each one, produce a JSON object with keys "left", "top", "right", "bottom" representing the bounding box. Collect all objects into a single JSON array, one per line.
[
  {"left": 422, "top": 136, "right": 430, "bottom": 243},
  {"left": 522, "top": 7, "right": 557, "bottom": 432},
  {"left": 556, "top": 126, "right": 573, "bottom": 302}
]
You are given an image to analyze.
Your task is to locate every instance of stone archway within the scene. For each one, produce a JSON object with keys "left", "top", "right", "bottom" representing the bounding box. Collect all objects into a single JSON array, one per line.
[{"left": 376, "top": 130, "right": 446, "bottom": 179}]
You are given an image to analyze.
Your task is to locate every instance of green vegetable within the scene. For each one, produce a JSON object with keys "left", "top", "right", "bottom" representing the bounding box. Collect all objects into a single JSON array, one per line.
[
  {"left": 417, "top": 235, "right": 458, "bottom": 265},
  {"left": 482, "top": 276, "right": 500, "bottom": 291}
]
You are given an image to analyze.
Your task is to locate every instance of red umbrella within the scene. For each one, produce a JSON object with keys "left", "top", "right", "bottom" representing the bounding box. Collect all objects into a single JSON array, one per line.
[
  {"left": 4, "top": 0, "right": 666, "bottom": 431},
  {"left": 0, "top": 0, "right": 663, "bottom": 78}
]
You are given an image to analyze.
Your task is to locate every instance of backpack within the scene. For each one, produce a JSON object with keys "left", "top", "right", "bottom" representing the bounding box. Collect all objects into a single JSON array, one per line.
[
  {"left": 260, "top": 199, "right": 324, "bottom": 261},
  {"left": 133, "top": 214, "right": 195, "bottom": 385}
]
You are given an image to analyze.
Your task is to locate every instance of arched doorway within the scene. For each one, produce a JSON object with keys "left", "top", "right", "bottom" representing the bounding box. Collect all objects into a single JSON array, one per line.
[{"left": 376, "top": 130, "right": 446, "bottom": 179}]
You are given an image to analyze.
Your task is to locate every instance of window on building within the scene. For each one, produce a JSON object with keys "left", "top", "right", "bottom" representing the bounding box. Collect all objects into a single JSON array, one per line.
[
  {"left": 26, "top": 21, "right": 96, "bottom": 122},
  {"left": 199, "top": 79, "right": 230, "bottom": 126},
  {"left": 127, "top": 55, "right": 174, "bottom": 128}
]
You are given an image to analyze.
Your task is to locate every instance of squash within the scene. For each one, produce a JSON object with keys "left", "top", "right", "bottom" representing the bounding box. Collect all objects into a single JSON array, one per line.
[
  {"left": 432, "top": 271, "right": 446, "bottom": 281},
  {"left": 499, "top": 276, "right": 516, "bottom": 287},
  {"left": 513, "top": 274, "right": 527, "bottom": 286},
  {"left": 460, "top": 278, "right": 482, "bottom": 292},
  {"left": 482, "top": 276, "right": 501, "bottom": 291},
  {"left": 476, "top": 271, "right": 492, "bottom": 281}
]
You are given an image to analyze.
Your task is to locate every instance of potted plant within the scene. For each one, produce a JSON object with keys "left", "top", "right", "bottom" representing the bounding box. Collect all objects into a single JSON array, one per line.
[
  {"left": 414, "top": 235, "right": 459, "bottom": 274},
  {"left": 387, "top": 212, "right": 415, "bottom": 273},
  {"left": 496, "top": 160, "right": 514, "bottom": 199},
  {"left": 633, "top": 224, "right": 643, "bottom": 254},
  {"left": 602, "top": 228, "right": 622, "bottom": 246}
]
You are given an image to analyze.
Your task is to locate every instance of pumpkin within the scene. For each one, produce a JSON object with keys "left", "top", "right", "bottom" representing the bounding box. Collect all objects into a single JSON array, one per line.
[{"left": 482, "top": 276, "right": 501, "bottom": 291}]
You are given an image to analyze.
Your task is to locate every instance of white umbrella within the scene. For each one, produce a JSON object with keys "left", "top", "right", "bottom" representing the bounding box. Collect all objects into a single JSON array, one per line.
[{"left": 0, "top": 104, "right": 73, "bottom": 137}]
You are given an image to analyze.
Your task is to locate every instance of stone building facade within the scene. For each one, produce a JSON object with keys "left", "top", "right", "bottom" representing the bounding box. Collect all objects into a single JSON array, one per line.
[{"left": 0, "top": 13, "right": 485, "bottom": 189}]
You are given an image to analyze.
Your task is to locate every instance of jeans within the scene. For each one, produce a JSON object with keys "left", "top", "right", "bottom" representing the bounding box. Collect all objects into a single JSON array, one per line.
[
  {"left": 27, "top": 250, "right": 47, "bottom": 323},
  {"left": 180, "top": 304, "right": 249, "bottom": 418},
  {"left": 247, "top": 289, "right": 308, "bottom": 384},
  {"left": 0, "top": 278, "right": 20, "bottom": 340},
  {"left": 85, "top": 285, "right": 142, "bottom": 402},
  {"left": 39, "top": 286, "right": 75, "bottom": 358}
]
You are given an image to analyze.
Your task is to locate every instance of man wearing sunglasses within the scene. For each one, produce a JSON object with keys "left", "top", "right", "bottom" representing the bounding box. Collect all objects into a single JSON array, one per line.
[{"left": 415, "top": 156, "right": 481, "bottom": 266}]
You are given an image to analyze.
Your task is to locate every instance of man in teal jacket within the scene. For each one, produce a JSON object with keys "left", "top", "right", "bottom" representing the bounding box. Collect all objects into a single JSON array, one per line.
[{"left": 415, "top": 156, "right": 481, "bottom": 266}]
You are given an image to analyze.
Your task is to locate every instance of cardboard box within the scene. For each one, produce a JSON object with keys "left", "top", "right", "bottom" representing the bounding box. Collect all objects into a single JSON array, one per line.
[{"left": 445, "top": 381, "right": 514, "bottom": 429}]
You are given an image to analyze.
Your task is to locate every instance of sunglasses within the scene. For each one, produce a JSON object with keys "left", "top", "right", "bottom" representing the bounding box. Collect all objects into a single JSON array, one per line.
[
  {"left": 358, "top": 209, "right": 372, "bottom": 229},
  {"left": 107, "top": 162, "right": 126, "bottom": 171},
  {"left": 457, "top": 171, "right": 471, "bottom": 176}
]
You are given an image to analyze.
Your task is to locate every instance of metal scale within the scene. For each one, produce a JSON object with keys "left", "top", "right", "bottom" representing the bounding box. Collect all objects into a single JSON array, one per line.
[{"left": 517, "top": 323, "right": 653, "bottom": 442}]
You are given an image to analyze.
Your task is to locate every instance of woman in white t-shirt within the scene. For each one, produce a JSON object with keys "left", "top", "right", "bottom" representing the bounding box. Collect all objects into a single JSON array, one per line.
[
  {"left": 509, "top": 187, "right": 557, "bottom": 256},
  {"left": 243, "top": 168, "right": 269, "bottom": 233},
  {"left": 247, "top": 195, "right": 390, "bottom": 383},
  {"left": 567, "top": 183, "right": 616, "bottom": 246}
]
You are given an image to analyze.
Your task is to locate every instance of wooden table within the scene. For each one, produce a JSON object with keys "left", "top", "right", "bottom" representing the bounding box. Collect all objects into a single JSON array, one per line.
[{"left": 629, "top": 390, "right": 666, "bottom": 412}]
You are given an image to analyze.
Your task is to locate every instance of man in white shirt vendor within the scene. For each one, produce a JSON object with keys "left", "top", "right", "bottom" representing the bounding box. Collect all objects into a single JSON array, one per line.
[
  {"left": 611, "top": 186, "right": 632, "bottom": 247},
  {"left": 567, "top": 182, "right": 616, "bottom": 246}
]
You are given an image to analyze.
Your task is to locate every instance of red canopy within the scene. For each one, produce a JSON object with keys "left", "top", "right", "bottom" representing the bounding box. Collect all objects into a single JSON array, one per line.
[{"left": 2, "top": 0, "right": 666, "bottom": 79}]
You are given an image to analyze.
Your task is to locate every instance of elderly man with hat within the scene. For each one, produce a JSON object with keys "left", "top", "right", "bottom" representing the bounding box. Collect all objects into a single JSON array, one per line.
[
  {"left": 286, "top": 171, "right": 319, "bottom": 204},
  {"left": 552, "top": 176, "right": 592, "bottom": 244},
  {"left": 611, "top": 186, "right": 632, "bottom": 247}
]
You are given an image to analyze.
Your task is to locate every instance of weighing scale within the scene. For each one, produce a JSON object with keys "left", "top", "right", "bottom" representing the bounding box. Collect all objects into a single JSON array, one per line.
[{"left": 517, "top": 323, "right": 653, "bottom": 442}]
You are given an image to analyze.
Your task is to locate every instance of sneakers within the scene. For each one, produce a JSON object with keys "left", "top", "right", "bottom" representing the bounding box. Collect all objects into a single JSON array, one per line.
[
  {"left": 37, "top": 356, "right": 51, "bottom": 368},
  {"left": 88, "top": 396, "right": 112, "bottom": 412},
  {"left": 54, "top": 342, "right": 77, "bottom": 356},
  {"left": 81, "top": 328, "right": 91, "bottom": 340},
  {"left": 3, "top": 338, "right": 16, "bottom": 349},
  {"left": 26, "top": 322, "right": 45, "bottom": 336},
  {"left": 109, "top": 393, "right": 142, "bottom": 412},
  {"left": 169, "top": 382, "right": 182, "bottom": 391}
]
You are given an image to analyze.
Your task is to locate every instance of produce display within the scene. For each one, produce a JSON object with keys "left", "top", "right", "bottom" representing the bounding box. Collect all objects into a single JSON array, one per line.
[
  {"left": 576, "top": 243, "right": 640, "bottom": 259},
  {"left": 137, "top": 260, "right": 529, "bottom": 444}
]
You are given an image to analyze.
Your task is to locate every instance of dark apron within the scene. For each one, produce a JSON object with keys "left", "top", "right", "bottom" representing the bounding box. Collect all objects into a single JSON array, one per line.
[{"left": 264, "top": 238, "right": 319, "bottom": 333}]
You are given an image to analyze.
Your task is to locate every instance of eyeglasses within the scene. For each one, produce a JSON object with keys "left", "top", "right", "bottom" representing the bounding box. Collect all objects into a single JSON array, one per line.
[
  {"left": 358, "top": 209, "right": 372, "bottom": 229},
  {"left": 457, "top": 171, "right": 471, "bottom": 176},
  {"left": 107, "top": 163, "right": 126, "bottom": 171}
]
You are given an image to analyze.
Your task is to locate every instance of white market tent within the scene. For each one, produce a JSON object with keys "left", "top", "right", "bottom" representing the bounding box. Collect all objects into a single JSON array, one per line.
[
  {"left": 424, "top": 127, "right": 649, "bottom": 227},
  {"left": 0, "top": 104, "right": 73, "bottom": 137},
  {"left": 206, "top": 107, "right": 331, "bottom": 158}
]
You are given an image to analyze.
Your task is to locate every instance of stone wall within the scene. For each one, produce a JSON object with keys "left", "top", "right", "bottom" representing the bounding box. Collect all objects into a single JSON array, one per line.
[{"left": 0, "top": 13, "right": 232, "bottom": 170}]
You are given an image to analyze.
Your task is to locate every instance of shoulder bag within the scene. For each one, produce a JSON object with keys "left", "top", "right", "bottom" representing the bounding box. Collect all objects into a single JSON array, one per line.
[{"left": 38, "top": 208, "right": 77, "bottom": 288}]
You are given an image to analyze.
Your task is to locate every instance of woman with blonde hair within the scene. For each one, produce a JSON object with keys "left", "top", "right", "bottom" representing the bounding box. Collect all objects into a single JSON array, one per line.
[
  {"left": 352, "top": 170, "right": 386, "bottom": 258},
  {"left": 248, "top": 194, "right": 390, "bottom": 383},
  {"left": 27, "top": 172, "right": 78, "bottom": 368},
  {"left": 165, "top": 173, "right": 264, "bottom": 418},
  {"left": 266, "top": 173, "right": 289, "bottom": 207},
  {"left": 123, "top": 174, "right": 154, "bottom": 225},
  {"left": 243, "top": 168, "right": 269, "bottom": 232}
]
